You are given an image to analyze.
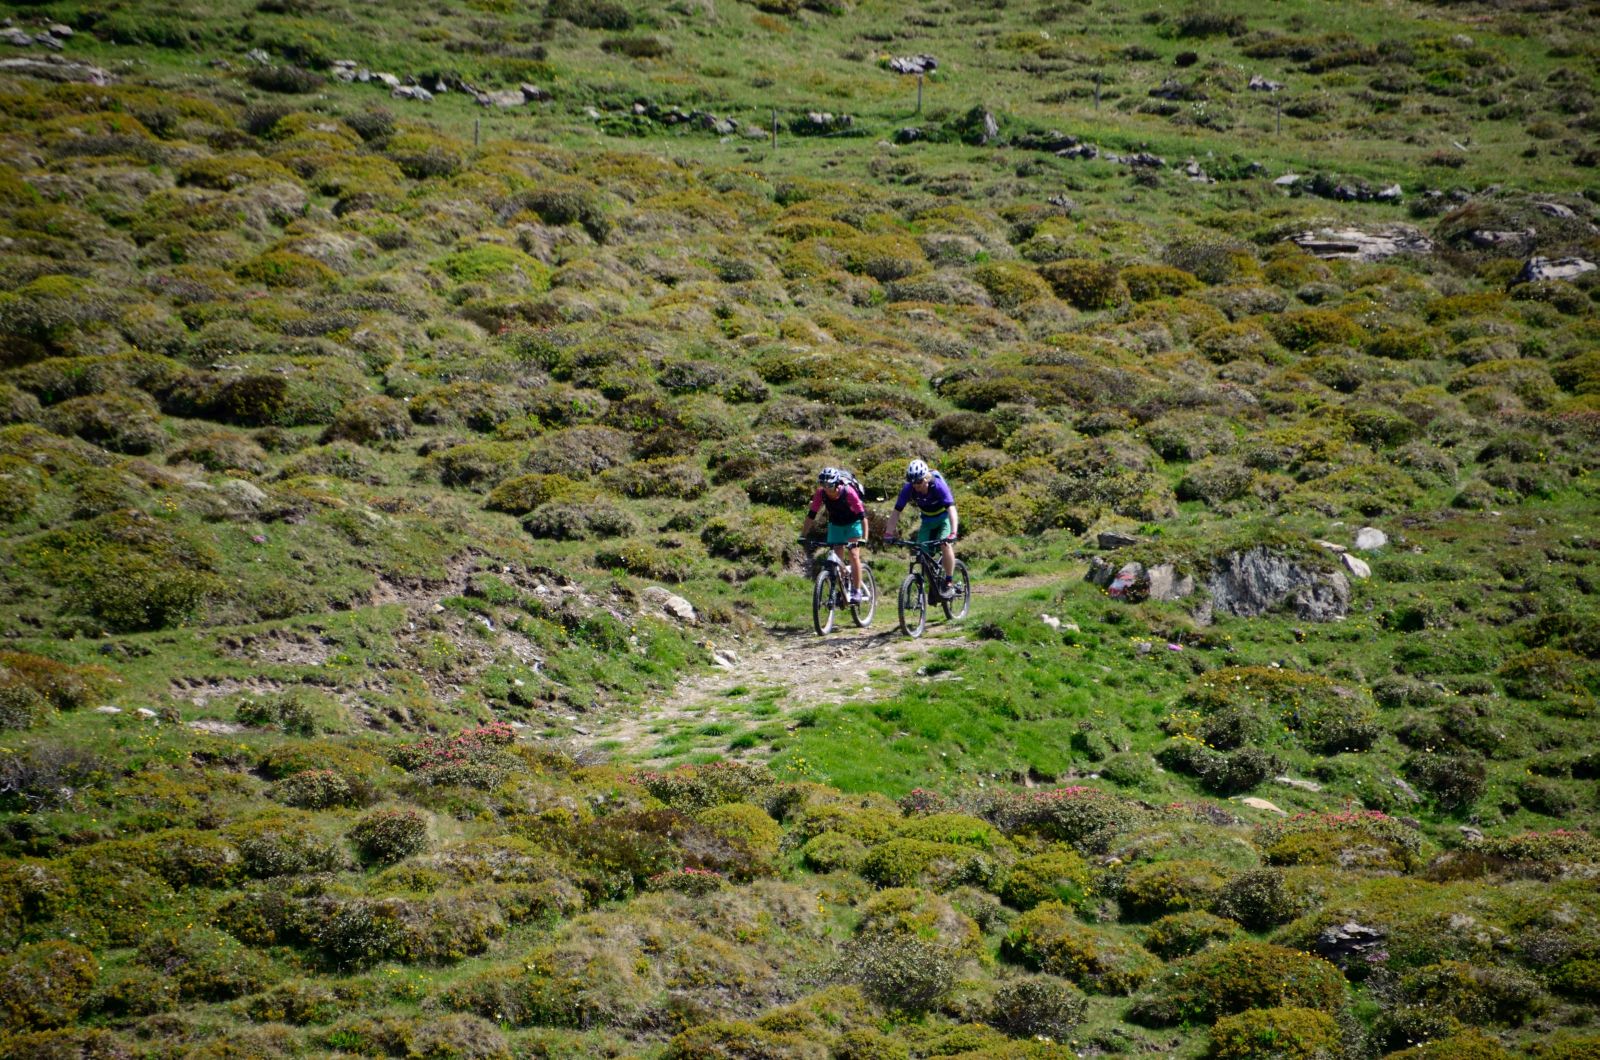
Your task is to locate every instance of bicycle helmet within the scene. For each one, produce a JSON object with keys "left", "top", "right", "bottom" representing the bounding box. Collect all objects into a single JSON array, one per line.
[
  {"left": 818, "top": 466, "right": 845, "bottom": 487},
  {"left": 905, "top": 459, "right": 931, "bottom": 483}
]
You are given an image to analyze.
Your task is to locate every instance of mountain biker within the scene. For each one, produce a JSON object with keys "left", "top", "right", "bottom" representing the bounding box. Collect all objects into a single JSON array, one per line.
[
  {"left": 800, "top": 466, "right": 870, "bottom": 604},
  {"left": 885, "top": 459, "right": 960, "bottom": 599}
]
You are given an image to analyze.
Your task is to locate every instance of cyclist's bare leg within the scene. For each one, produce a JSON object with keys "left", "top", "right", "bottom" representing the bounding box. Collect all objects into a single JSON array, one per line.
[
  {"left": 848, "top": 542, "right": 864, "bottom": 593},
  {"left": 941, "top": 541, "right": 955, "bottom": 580}
]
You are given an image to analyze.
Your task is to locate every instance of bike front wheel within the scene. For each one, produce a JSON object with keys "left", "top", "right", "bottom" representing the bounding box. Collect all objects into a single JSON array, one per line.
[
  {"left": 851, "top": 565, "right": 878, "bottom": 627},
  {"left": 942, "top": 560, "right": 971, "bottom": 621},
  {"left": 898, "top": 573, "right": 926, "bottom": 638},
  {"left": 813, "top": 567, "right": 838, "bottom": 635}
]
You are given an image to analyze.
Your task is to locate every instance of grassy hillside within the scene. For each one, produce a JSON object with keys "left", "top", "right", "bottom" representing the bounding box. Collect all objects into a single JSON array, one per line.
[{"left": 2, "top": 0, "right": 1600, "bottom": 1056}]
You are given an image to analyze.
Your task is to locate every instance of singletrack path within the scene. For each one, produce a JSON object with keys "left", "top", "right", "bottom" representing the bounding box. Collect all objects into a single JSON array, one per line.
[{"left": 590, "top": 570, "right": 1071, "bottom": 764}]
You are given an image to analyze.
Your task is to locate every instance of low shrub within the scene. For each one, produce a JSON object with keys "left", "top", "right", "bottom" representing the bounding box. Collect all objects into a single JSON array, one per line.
[
  {"left": 1039, "top": 258, "right": 1129, "bottom": 310},
  {"left": 348, "top": 808, "right": 430, "bottom": 865},
  {"left": 272, "top": 768, "right": 377, "bottom": 810},
  {"left": 634, "top": 761, "right": 779, "bottom": 812},
  {"left": 1143, "top": 910, "right": 1242, "bottom": 959},
  {"left": 987, "top": 973, "right": 1089, "bottom": 1040},
  {"left": 854, "top": 887, "right": 982, "bottom": 957},
  {"left": 980, "top": 786, "right": 1148, "bottom": 855},
  {"left": 227, "top": 812, "right": 350, "bottom": 877},
  {"left": 1267, "top": 309, "right": 1364, "bottom": 351},
  {"left": 1130, "top": 941, "right": 1347, "bottom": 1025},
  {"left": 860, "top": 838, "right": 999, "bottom": 890},
  {"left": 1405, "top": 752, "right": 1487, "bottom": 811},
  {"left": 1258, "top": 810, "right": 1426, "bottom": 872},
  {"left": 1001, "top": 902, "right": 1160, "bottom": 994},
  {"left": 1210, "top": 868, "right": 1305, "bottom": 930},
  {"left": 830, "top": 933, "right": 963, "bottom": 1014},
  {"left": 136, "top": 926, "right": 272, "bottom": 1002},
  {"left": 1118, "top": 859, "right": 1229, "bottom": 919},
  {"left": 1208, "top": 1005, "right": 1342, "bottom": 1060},
  {"left": 1000, "top": 847, "right": 1093, "bottom": 910},
  {"left": 0, "top": 941, "right": 97, "bottom": 1031},
  {"left": 1399, "top": 960, "right": 1546, "bottom": 1025},
  {"left": 322, "top": 395, "right": 412, "bottom": 445}
]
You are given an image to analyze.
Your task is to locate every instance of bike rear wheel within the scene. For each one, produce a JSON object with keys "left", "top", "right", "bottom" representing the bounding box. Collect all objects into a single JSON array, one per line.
[
  {"left": 898, "top": 572, "right": 926, "bottom": 638},
  {"left": 941, "top": 560, "right": 971, "bottom": 621},
  {"left": 813, "top": 567, "right": 838, "bottom": 635}
]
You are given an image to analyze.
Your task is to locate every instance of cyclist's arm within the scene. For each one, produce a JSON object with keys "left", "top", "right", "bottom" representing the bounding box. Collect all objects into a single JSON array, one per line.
[
  {"left": 884, "top": 509, "right": 900, "bottom": 538},
  {"left": 947, "top": 503, "right": 958, "bottom": 539}
]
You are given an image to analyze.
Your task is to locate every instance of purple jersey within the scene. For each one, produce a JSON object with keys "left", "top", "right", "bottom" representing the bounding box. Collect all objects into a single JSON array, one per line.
[
  {"left": 894, "top": 473, "right": 954, "bottom": 515},
  {"left": 809, "top": 485, "right": 866, "bottom": 525}
]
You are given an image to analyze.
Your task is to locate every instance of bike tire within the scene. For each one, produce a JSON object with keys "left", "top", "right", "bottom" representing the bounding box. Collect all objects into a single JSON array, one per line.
[
  {"left": 852, "top": 565, "right": 877, "bottom": 627},
  {"left": 813, "top": 567, "right": 837, "bottom": 635},
  {"left": 942, "top": 560, "right": 971, "bottom": 621},
  {"left": 898, "top": 572, "right": 926, "bottom": 638}
]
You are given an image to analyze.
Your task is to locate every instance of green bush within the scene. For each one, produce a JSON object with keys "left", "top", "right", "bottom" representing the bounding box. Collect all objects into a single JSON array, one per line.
[
  {"left": 1405, "top": 752, "right": 1487, "bottom": 811},
  {"left": 600, "top": 457, "right": 708, "bottom": 500},
  {"left": 348, "top": 808, "right": 430, "bottom": 865},
  {"left": 136, "top": 926, "right": 272, "bottom": 1001},
  {"left": 1499, "top": 648, "right": 1590, "bottom": 699},
  {"left": 860, "top": 838, "right": 999, "bottom": 890},
  {"left": 830, "top": 932, "right": 963, "bottom": 1014},
  {"left": 854, "top": 887, "right": 983, "bottom": 957},
  {"left": 1143, "top": 910, "right": 1242, "bottom": 959},
  {"left": 523, "top": 500, "right": 638, "bottom": 540},
  {"left": 1118, "top": 859, "right": 1229, "bottom": 919},
  {"left": 1001, "top": 901, "right": 1160, "bottom": 994},
  {"left": 1130, "top": 941, "right": 1347, "bottom": 1025},
  {"left": 1399, "top": 960, "right": 1546, "bottom": 1025},
  {"left": 1039, "top": 258, "right": 1129, "bottom": 309},
  {"left": 1258, "top": 810, "right": 1426, "bottom": 872},
  {"left": 1208, "top": 1006, "right": 1342, "bottom": 1060},
  {"left": 322, "top": 396, "right": 412, "bottom": 445},
  {"left": 1000, "top": 847, "right": 1093, "bottom": 910},
  {"left": 1210, "top": 868, "right": 1306, "bottom": 930},
  {"left": 237, "top": 250, "right": 337, "bottom": 288},
  {"left": 227, "top": 812, "right": 350, "bottom": 877},
  {"left": 660, "top": 1020, "right": 813, "bottom": 1059},
  {"left": 987, "top": 973, "right": 1088, "bottom": 1040},
  {"left": 1122, "top": 264, "right": 1203, "bottom": 302},
  {"left": 0, "top": 941, "right": 97, "bottom": 1031},
  {"left": 974, "top": 262, "right": 1054, "bottom": 309},
  {"left": 1267, "top": 309, "right": 1364, "bottom": 351}
]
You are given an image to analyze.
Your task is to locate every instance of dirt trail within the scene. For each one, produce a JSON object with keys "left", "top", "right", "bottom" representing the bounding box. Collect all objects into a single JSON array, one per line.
[
  {"left": 596, "top": 622, "right": 967, "bottom": 762},
  {"left": 592, "top": 570, "right": 1073, "bottom": 763}
]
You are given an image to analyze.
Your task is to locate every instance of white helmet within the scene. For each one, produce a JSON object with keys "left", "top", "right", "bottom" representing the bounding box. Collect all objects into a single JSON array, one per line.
[
  {"left": 905, "top": 459, "right": 931, "bottom": 483},
  {"left": 818, "top": 466, "right": 846, "bottom": 487}
]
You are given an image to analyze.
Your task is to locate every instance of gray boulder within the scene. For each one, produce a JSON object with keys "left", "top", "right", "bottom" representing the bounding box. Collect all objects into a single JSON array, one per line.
[
  {"left": 1519, "top": 256, "right": 1596, "bottom": 283},
  {"left": 642, "top": 586, "right": 696, "bottom": 625},
  {"left": 1097, "top": 530, "right": 1139, "bottom": 550},
  {"left": 1289, "top": 226, "right": 1434, "bottom": 262},
  {"left": 1354, "top": 526, "right": 1387, "bottom": 551},
  {"left": 1146, "top": 563, "right": 1195, "bottom": 602},
  {"left": 1206, "top": 546, "right": 1350, "bottom": 621}
]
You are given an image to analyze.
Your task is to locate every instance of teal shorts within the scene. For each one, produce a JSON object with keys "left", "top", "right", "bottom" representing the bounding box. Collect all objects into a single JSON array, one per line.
[
  {"left": 915, "top": 513, "right": 951, "bottom": 543},
  {"left": 827, "top": 520, "right": 865, "bottom": 545}
]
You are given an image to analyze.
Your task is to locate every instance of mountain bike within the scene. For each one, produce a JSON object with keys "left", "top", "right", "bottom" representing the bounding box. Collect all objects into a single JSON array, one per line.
[
  {"left": 799, "top": 538, "right": 876, "bottom": 635},
  {"left": 884, "top": 537, "right": 970, "bottom": 638}
]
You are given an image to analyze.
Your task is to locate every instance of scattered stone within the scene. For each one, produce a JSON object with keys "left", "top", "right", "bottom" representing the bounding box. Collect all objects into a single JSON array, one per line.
[
  {"left": 1459, "top": 824, "right": 1485, "bottom": 842},
  {"left": 642, "top": 586, "right": 697, "bottom": 625},
  {"left": 0, "top": 56, "right": 112, "bottom": 83},
  {"left": 1316, "top": 539, "right": 1348, "bottom": 554},
  {"left": 392, "top": 85, "right": 433, "bottom": 102},
  {"left": 1248, "top": 74, "right": 1283, "bottom": 92},
  {"left": 1465, "top": 227, "right": 1536, "bottom": 250},
  {"left": 93, "top": 705, "right": 122, "bottom": 715},
  {"left": 1098, "top": 530, "right": 1139, "bottom": 549},
  {"left": 1375, "top": 183, "right": 1403, "bottom": 203},
  {"left": 1534, "top": 201, "right": 1578, "bottom": 219},
  {"left": 1236, "top": 796, "right": 1288, "bottom": 816},
  {"left": 3, "top": 27, "right": 36, "bottom": 46},
  {"left": 1135, "top": 641, "right": 1153, "bottom": 655},
  {"left": 136, "top": 707, "right": 159, "bottom": 718},
  {"left": 711, "top": 649, "right": 739, "bottom": 669},
  {"left": 246, "top": 48, "right": 272, "bottom": 65},
  {"left": 1275, "top": 775, "right": 1322, "bottom": 792},
  {"left": 1354, "top": 527, "right": 1387, "bottom": 551},
  {"left": 49, "top": 23, "right": 72, "bottom": 37},
  {"left": 793, "top": 111, "right": 853, "bottom": 135},
  {"left": 888, "top": 54, "right": 938, "bottom": 74},
  {"left": 477, "top": 89, "right": 527, "bottom": 108},
  {"left": 189, "top": 719, "right": 246, "bottom": 735},
  {"left": 1519, "top": 256, "right": 1596, "bottom": 283},
  {"left": 1313, "top": 922, "right": 1386, "bottom": 967},
  {"left": 34, "top": 33, "right": 63, "bottom": 51},
  {"left": 1040, "top": 614, "right": 1061, "bottom": 631},
  {"left": 1289, "top": 226, "right": 1435, "bottom": 261},
  {"left": 1274, "top": 173, "right": 1301, "bottom": 186},
  {"left": 1057, "top": 142, "right": 1099, "bottom": 160},
  {"left": 520, "top": 83, "right": 551, "bottom": 102},
  {"left": 1340, "top": 553, "right": 1372, "bottom": 579},
  {"left": 376, "top": 72, "right": 400, "bottom": 88}
]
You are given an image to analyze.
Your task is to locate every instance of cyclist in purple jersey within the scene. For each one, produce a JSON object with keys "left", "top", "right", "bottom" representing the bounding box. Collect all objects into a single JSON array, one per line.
[{"left": 885, "top": 459, "right": 960, "bottom": 598}]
